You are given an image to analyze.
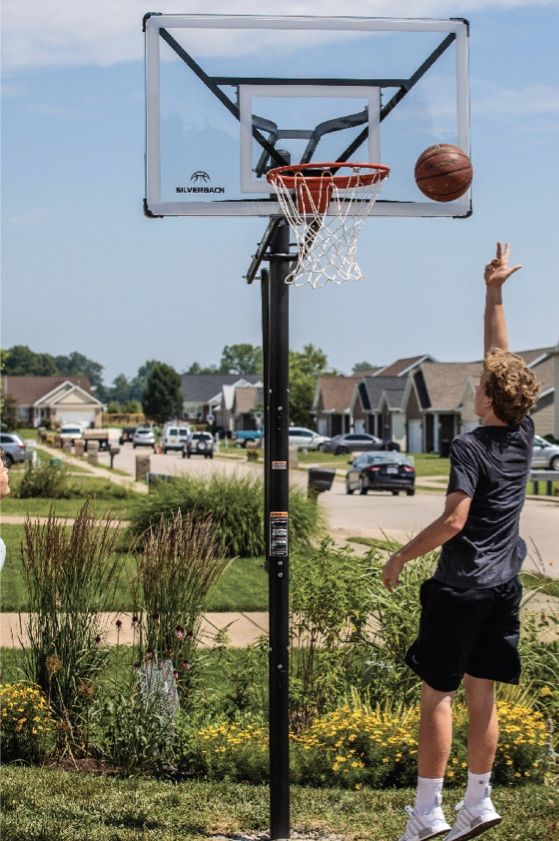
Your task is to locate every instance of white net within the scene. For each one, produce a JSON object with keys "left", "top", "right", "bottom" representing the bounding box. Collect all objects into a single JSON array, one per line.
[{"left": 267, "top": 165, "right": 388, "bottom": 288}]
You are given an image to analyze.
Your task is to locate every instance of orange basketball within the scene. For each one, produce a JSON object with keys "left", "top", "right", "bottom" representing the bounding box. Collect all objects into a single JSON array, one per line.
[{"left": 414, "top": 144, "right": 473, "bottom": 202}]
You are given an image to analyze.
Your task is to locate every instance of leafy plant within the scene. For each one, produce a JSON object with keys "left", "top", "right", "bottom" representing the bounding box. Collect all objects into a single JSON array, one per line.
[
  {"left": 0, "top": 683, "right": 54, "bottom": 764},
  {"left": 289, "top": 539, "right": 373, "bottom": 727}
]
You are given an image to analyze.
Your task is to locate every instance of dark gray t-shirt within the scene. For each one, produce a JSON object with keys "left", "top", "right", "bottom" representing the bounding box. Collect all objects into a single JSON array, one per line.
[{"left": 434, "top": 415, "right": 534, "bottom": 589}]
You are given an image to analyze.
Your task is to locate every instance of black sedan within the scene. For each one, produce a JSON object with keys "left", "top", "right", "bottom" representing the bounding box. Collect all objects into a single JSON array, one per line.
[
  {"left": 346, "top": 452, "right": 415, "bottom": 496},
  {"left": 323, "top": 432, "right": 400, "bottom": 455}
]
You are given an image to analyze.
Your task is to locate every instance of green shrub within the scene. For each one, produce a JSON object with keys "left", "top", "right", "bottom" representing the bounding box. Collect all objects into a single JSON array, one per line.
[
  {"left": 130, "top": 473, "right": 323, "bottom": 557},
  {"left": 290, "top": 539, "right": 374, "bottom": 727},
  {"left": 0, "top": 683, "right": 54, "bottom": 764},
  {"left": 15, "top": 461, "right": 71, "bottom": 499}
]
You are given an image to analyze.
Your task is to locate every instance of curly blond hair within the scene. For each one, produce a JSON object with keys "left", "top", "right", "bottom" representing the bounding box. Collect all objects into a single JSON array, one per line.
[{"left": 483, "top": 349, "right": 540, "bottom": 425}]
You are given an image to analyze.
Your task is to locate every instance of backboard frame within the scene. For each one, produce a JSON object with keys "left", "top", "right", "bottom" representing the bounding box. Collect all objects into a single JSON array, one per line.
[{"left": 144, "top": 14, "right": 471, "bottom": 219}]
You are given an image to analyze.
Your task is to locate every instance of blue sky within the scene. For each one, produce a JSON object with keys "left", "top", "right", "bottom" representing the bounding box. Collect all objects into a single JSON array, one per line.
[{"left": 2, "top": 1, "right": 558, "bottom": 387}]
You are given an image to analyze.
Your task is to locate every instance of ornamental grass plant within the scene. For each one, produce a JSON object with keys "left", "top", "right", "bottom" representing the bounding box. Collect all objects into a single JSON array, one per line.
[
  {"left": 134, "top": 510, "right": 230, "bottom": 708},
  {"left": 130, "top": 473, "right": 323, "bottom": 557},
  {"left": 18, "top": 503, "right": 123, "bottom": 748}
]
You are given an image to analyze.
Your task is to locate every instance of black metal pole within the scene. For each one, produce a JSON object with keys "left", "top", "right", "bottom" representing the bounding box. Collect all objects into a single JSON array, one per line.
[
  {"left": 261, "top": 268, "right": 270, "bottom": 569},
  {"left": 266, "top": 220, "right": 290, "bottom": 840}
]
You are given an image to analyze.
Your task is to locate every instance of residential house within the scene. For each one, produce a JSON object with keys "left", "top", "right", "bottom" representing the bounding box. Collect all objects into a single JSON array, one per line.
[
  {"left": 2, "top": 376, "right": 104, "bottom": 428},
  {"left": 312, "top": 375, "right": 363, "bottom": 437},
  {"left": 405, "top": 361, "right": 483, "bottom": 453},
  {"left": 231, "top": 385, "right": 265, "bottom": 431},
  {"left": 373, "top": 354, "right": 436, "bottom": 377},
  {"left": 518, "top": 345, "right": 558, "bottom": 439},
  {"left": 352, "top": 376, "right": 407, "bottom": 448},
  {"left": 180, "top": 373, "right": 262, "bottom": 429}
]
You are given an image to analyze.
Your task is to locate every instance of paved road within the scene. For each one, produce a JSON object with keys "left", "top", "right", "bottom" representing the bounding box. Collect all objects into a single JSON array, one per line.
[{"left": 103, "top": 443, "right": 558, "bottom": 578}]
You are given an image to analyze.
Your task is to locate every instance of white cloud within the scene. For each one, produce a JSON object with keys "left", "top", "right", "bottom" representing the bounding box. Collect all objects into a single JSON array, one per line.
[
  {"left": 473, "top": 81, "right": 559, "bottom": 116},
  {"left": 6, "top": 208, "right": 55, "bottom": 225},
  {"left": 1, "top": 1, "right": 556, "bottom": 72}
]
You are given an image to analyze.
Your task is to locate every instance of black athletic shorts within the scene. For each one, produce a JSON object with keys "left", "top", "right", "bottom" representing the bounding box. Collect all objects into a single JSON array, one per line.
[{"left": 405, "top": 576, "right": 522, "bottom": 692}]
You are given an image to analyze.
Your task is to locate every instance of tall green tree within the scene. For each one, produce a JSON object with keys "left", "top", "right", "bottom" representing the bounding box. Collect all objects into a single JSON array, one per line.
[
  {"left": 219, "top": 343, "right": 262, "bottom": 376},
  {"left": 288, "top": 344, "right": 329, "bottom": 427},
  {"left": 109, "top": 374, "right": 131, "bottom": 405},
  {"left": 2, "top": 345, "right": 58, "bottom": 376},
  {"left": 142, "top": 363, "right": 183, "bottom": 424},
  {"left": 55, "top": 351, "right": 105, "bottom": 394},
  {"left": 129, "top": 360, "right": 161, "bottom": 403}
]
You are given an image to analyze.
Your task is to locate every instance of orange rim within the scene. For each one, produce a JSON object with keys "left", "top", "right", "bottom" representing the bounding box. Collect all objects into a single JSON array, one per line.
[{"left": 266, "top": 161, "right": 390, "bottom": 191}]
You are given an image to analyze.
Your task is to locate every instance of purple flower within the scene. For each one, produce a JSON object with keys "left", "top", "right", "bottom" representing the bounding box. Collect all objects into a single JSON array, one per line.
[
  {"left": 115, "top": 619, "right": 122, "bottom": 630},
  {"left": 94, "top": 635, "right": 102, "bottom": 646},
  {"left": 175, "top": 625, "right": 185, "bottom": 640}
]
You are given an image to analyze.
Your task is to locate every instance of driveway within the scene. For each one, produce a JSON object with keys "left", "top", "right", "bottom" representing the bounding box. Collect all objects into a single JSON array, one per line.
[{"left": 103, "top": 444, "right": 558, "bottom": 578}]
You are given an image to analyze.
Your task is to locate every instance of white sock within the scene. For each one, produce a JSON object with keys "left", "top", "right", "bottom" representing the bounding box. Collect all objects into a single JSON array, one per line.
[
  {"left": 464, "top": 771, "right": 491, "bottom": 806},
  {"left": 414, "top": 776, "right": 444, "bottom": 814}
]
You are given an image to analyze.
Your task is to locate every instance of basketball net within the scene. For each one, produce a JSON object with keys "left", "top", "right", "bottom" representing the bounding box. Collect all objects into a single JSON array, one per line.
[{"left": 267, "top": 163, "right": 389, "bottom": 288}]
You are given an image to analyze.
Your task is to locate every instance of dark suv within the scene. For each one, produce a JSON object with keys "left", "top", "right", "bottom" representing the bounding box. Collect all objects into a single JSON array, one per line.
[{"left": 183, "top": 432, "right": 214, "bottom": 459}]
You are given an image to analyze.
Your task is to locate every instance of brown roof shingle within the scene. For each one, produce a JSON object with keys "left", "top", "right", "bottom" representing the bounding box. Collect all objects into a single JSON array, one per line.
[
  {"left": 419, "top": 362, "right": 483, "bottom": 411},
  {"left": 2, "top": 376, "right": 93, "bottom": 406},
  {"left": 315, "top": 375, "right": 362, "bottom": 413}
]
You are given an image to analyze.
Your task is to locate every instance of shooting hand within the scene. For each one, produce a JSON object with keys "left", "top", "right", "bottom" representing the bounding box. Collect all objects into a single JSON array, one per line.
[{"left": 484, "top": 241, "right": 522, "bottom": 288}]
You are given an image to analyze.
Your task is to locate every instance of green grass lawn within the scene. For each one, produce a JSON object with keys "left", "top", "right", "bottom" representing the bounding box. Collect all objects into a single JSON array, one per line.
[
  {"left": 1, "top": 494, "right": 138, "bottom": 520},
  {"left": 0, "top": 525, "right": 269, "bottom": 613},
  {"left": 0, "top": 768, "right": 557, "bottom": 841}
]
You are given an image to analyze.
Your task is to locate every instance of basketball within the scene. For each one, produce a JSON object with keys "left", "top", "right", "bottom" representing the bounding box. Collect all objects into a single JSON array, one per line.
[{"left": 414, "top": 144, "right": 473, "bottom": 202}]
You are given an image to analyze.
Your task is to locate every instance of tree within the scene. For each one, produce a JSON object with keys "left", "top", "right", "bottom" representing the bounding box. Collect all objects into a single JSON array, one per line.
[
  {"left": 352, "top": 360, "right": 378, "bottom": 373},
  {"left": 109, "top": 374, "right": 131, "bottom": 405},
  {"left": 288, "top": 344, "right": 330, "bottom": 427},
  {"left": 142, "top": 363, "right": 183, "bottom": 425},
  {"left": 219, "top": 343, "right": 262, "bottom": 376},
  {"left": 129, "top": 360, "right": 161, "bottom": 403},
  {"left": 186, "top": 361, "right": 218, "bottom": 375},
  {"left": 55, "top": 351, "right": 105, "bottom": 393},
  {"left": 2, "top": 345, "right": 58, "bottom": 376}
]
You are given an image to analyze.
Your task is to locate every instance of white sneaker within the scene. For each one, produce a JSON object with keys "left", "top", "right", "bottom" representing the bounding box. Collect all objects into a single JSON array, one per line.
[
  {"left": 445, "top": 787, "right": 502, "bottom": 841},
  {"left": 398, "top": 795, "right": 452, "bottom": 841}
]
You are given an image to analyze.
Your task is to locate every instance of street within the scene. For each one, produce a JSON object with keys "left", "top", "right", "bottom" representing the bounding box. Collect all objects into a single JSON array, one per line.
[{"left": 104, "top": 443, "right": 558, "bottom": 578}]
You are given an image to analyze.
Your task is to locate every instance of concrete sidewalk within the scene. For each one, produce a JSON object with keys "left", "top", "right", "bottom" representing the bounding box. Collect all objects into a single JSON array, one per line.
[{"left": 0, "top": 611, "right": 270, "bottom": 649}]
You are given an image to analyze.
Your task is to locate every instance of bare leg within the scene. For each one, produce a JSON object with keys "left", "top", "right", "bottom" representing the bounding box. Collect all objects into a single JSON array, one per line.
[
  {"left": 418, "top": 682, "right": 455, "bottom": 778},
  {"left": 463, "top": 674, "right": 498, "bottom": 773}
]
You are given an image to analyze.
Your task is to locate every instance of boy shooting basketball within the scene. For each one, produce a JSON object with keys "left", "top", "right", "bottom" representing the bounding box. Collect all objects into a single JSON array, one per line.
[{"left": 383, "top": 243, "right": 540, "bottom": 841}]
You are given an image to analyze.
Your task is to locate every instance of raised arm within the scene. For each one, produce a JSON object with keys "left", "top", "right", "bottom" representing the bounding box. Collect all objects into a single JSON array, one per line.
[{"left": 483, "top": 241, "right": 522, "bottom": 354}]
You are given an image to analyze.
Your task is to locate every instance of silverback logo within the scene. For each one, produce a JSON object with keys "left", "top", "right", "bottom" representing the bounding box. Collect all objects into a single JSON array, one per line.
[
  {"left": 191, "top": 171, "right": 210, "bottom": 183},
  {"left": 176, "top": 170, "right": 225, "bottom": 194}
]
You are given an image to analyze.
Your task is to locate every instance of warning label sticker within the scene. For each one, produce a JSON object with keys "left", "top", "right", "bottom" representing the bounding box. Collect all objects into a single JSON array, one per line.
[{"left": 270, "top": 512, "right": 288, "bottom": 556}]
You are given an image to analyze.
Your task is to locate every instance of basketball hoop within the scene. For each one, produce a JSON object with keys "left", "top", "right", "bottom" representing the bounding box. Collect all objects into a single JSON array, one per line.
[{"left": 266, "top": 162, "right": 389, "bottom": 287}]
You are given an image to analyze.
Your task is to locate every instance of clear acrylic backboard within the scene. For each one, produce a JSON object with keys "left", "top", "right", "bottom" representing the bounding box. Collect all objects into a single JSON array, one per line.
[{"left": 144, "top": 15, "right": 471, "bottom": 218}]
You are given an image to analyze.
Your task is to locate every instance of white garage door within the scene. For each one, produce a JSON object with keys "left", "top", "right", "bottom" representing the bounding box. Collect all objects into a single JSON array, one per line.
[{"left": 57, "top": 409, "right": 96, "bottom": 426}]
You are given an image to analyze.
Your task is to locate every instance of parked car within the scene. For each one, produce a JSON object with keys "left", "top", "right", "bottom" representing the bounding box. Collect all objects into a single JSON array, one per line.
[
  {"left": 183, "top": 431, "right": 214, "bottom": 459},
  {"left": 346, "top": 451, "right": 415, "bottom": 496},
  {"left": 323, "top": 432, "right": 400, "bottom": 455},
  {"left": 0, "top": 432, "right": 27, "bottom": 466},
  {"left": 288, "top": 426, "right": 330, "bottom": 451},
  {"left": 59, "top": 423, "right": 84, "bottom": 443},
  {"left": 119, "top": 426, "right": 137, "bottom": 445},
  {"left": 162, "top": 424, "right": 190, "bottom": 453},
  {"left": 234, "top": 430, "right": 263, "bottom": 448},
  {"left": 132, "top": 427, "right": 156, "bottom": 449},
  {"left": 532, "top": 435, "right": 559, "bottom": 470}
]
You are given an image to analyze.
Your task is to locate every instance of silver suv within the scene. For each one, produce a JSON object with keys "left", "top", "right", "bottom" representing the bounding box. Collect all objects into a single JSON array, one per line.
[
  {"left": 0, "top": 432, "right": 28, "bottom": 466},
  {"left": 183, "top": 432, "right": 214, "bottom": 459}
]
